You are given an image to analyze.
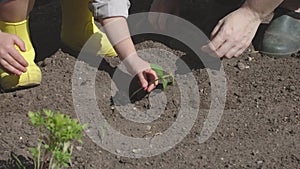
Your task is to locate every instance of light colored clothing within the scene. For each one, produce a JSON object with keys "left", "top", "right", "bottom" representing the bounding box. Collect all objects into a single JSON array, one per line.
[{"left": 89, "top": 0, "right": 131, "bottom": 18}]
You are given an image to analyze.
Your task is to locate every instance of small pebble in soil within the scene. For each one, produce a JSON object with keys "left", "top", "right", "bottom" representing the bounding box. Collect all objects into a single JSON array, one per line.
[
  {"left": 41, "top": 58, "right": 52, "bottom": 67},
  {"left": 37, "top": 95, "right": 43, "bottom": 101},
  {"left": 132, "top": 148, "right": 141, "bottom": 153},
  {"left": 237, "top": 62, "right": 246, "bottom": 70},
  {"left": 146, "top": 125, "right": 152, "bottom": 130},
  {"left": 76, "top": 146, "right": 83, "bottom": 151},
  {"left": 247, "top": 56, "right": 254, "bottom": 61},
  {"left": 288, "top": 85, "right": 296, "bottom": 91},
  {"left": 256, "top": 160, "right": 263, "bottom": 165}
]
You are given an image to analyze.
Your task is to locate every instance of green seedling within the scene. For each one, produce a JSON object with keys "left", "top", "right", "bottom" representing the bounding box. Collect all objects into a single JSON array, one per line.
[
  {"left": 28, "top": 110, "right": 86, "bottom": 169},
  {"left": 130, "top": 63, "right": 174, "bottom": 99}
]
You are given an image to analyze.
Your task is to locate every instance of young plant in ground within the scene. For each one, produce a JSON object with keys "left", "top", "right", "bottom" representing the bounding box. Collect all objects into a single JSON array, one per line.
[
  {"left": 28, "top": 110, "right": 86, "bottom": 169},
  {"left": 130, "top": 63, "right": 175, "bottom": 99}
]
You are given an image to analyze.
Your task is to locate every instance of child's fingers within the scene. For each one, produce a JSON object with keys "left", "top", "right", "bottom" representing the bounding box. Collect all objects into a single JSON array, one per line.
[
  {"left": 9, "top": 47, "right": 28, "bottom": 68},
  {"left": 137, "top": 69, "right": 158, "bottom": 92},
  {"left": 13, "top": 35, "right": 26, "bottom": 52},
  {"left": 0, "top": 58, "right": 22, "bottom": 75},
  {"left": 4, "top": 51, "right": 27, "bottom": 73},
  {"left": 137, "top": 72, "right": 148, "bottom": 90},
  {"left": 145, "top": 69, "right": 158, "bottom": 92},
  {"left": 148, "top": 69, "right": 158, "bottom": 86}
]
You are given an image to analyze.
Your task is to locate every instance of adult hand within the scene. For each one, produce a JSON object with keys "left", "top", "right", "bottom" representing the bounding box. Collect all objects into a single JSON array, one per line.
[
  {"left": 149, "top": 0, "right": 180, "bottom": 32},
  {"left": 202, "top": 7, "right": 262, "bottom": 58},
  {"left": 0, "top": 31, "right": 28, "bottom": 75}
]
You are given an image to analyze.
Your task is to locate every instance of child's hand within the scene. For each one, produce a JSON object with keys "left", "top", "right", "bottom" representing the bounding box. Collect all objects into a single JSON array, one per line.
[
  {"left": 123, "top": 53, "right": 158, "bottom": 92},
  {"left": 137, "top": 68, "right": 158, "bottom": 92},
  {"left": 98, "top": 17, "right": 158, "bottom": 92},
  {"left": 0, "top": 31, "right": 28, "bottom": 75}
]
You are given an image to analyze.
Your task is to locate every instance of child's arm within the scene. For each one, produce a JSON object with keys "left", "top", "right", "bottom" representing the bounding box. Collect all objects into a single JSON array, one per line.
[
  {"left": 100, "top": 17, "right": 158, "bottom": 92},
  {"left": 89, "top": 0, "right": 158, "bottom": 92}
]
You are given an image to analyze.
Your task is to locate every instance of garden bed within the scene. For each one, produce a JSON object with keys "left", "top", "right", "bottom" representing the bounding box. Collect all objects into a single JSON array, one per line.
[{"left": 0, "top": 0, "right": 299, "bottom": 168}]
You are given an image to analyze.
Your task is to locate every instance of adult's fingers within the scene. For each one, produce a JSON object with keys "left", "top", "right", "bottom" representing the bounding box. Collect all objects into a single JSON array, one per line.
[
  {"left": 211, "top": 19, "right": 224, "bottom": 39},
  {"left": 224, "top": 46, "right": 240, "bottom": 58},
  {"left": 216, "top": 41, "right": 233, "bottom": 58},
  {"left": 201, "top": 34, "right": 226, "bottom": 58},
  {"left": 208, "top": 33, "right": 226, "bottom": 54},
  {"left": 201, "top": 45, "right": 218, "bottom": 58},
  {"left": 233, "top": 39, "right": 251, "bottom": 57},
  {"left": 234, "top": 48, "right": 245, "bottom": 57}
]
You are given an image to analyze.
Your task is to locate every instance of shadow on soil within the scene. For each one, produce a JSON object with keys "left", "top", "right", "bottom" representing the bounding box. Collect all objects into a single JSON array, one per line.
[{"left": 0, "top": 152, "right": 33, "bottom": 169}]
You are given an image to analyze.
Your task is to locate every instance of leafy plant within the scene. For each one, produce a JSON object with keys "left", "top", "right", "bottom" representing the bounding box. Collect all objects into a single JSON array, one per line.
[
  {"left": 28, "top": 110, "right": 86, "bottom": 169},
  {"left": 130, "top": 63, "right": 174, "bottom": 99}
]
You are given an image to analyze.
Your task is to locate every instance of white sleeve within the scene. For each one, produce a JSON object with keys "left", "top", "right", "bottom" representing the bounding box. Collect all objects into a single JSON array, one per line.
[{"left": 89, "top": 0, "right": 131, "bottom": 19}]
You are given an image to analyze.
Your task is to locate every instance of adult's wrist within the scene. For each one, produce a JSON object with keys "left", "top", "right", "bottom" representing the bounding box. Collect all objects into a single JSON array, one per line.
[
  {"left": 241, "top": 3, "right": 268, "bottom": 22},
  {"left": 242, "top": 0, "right": 284, "bottom": 20}
]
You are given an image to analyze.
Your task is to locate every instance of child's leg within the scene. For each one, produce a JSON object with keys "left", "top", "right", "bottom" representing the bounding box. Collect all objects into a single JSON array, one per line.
[
  {"left": 60, "top": 0, "right": 117, "bottom": 57},
  {"left": 0, "top": 0, "right": 41, "bottom": 91},
  {"left": 0, "top": 0, "right": 34, "bottom": 22}
]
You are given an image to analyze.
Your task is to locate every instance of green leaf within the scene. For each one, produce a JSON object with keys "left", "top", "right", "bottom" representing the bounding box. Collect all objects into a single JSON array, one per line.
[
  {"left": 44, "top": 109, "right": 53, "bottom": 118},
  {"left": 29, "top": 147, "right": 39, "bottom": 159},
  {"left": 28, "top": 110, "right": 86, "bottom": 169},
  {"left": 150, "top": 63, "right": 164, "bottom": 78},
  {"left": 44, "top": 144, "right": 50, "bottom": 149},
  {"left": 162, "top": 79, "right": 168, "bottom": 90}
]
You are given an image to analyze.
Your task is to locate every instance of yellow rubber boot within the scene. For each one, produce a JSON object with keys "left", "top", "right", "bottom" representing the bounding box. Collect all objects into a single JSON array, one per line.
[
  {"left": 60, "top": 0, "right": 117, "bottom": 57},
  {"left": 0, "top": 19, "right": 41, "bottom": 91}
]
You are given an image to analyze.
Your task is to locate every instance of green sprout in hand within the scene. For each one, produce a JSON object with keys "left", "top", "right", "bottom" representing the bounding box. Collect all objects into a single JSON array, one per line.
[
  {"left": 28, "top": 110, "right": 86, "bottom": 169},
  {"left": 130, "top": 63, "right": 174, "bottom": 99}
]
